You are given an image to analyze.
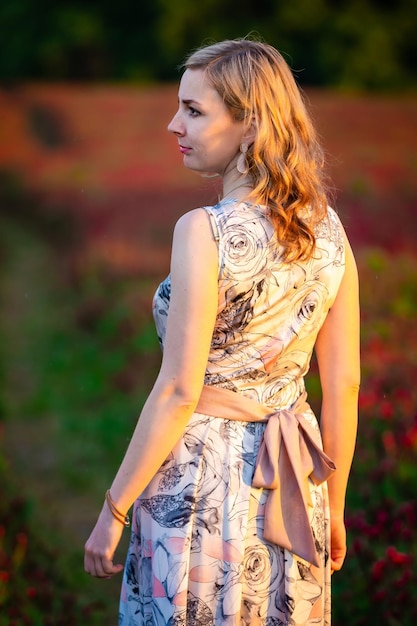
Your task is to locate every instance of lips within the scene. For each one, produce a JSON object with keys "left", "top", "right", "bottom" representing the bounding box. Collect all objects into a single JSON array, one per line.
[{"left": 179, "top": 145, "right": 191, "bottom": 154}]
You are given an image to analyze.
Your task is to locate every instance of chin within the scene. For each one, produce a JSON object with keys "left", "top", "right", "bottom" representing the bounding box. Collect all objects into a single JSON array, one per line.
[
  {"left": 184, "top": 162, "right": 220, "bottom": 179},
  {"left": 199, "top": 171, "right": 221, "bottom": 179}
]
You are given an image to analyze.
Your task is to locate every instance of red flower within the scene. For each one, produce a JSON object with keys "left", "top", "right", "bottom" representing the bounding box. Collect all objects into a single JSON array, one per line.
[
  {"left": 386, "top": 546, "right": 411, "bottom": 565},
  {"left": 380, "top": 399, "right": 394, "bottom": 419},
  {"left": 395, "top": 570, "right": 412, "bottom": 587},
  {"left": 400, "top": 423, "right": 417, "bottom": 448},
  {"left": 371, "top": 559, "right": 386, "bottom": 581},
  {"left": 0, "top": 570, "right": 10, "bottom": 582},
  {"left": 382, "top": 430, "right": 396, "bottom": 454}
]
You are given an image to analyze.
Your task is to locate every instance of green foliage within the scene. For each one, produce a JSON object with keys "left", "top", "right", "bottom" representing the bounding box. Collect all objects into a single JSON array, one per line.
[
  {"left": 0, "top": 214, "right": 160, "bottom": 485},
  {"left": 0, "top": 0, "right": 416, "bottom": 89},
  {"left": 0, "top": 209, "right": 160, "bottom": 622}
]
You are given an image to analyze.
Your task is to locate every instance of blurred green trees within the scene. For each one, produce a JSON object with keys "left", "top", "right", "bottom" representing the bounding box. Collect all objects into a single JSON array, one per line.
[{"left": 1, "top": 0, "right": 416, "bottom": 89}]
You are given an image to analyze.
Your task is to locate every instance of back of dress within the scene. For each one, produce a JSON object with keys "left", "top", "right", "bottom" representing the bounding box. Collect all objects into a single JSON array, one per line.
[
  {"left": 155, "top": 199, "right": 345, "bottom": 410},
  {"left": 122, "top": 199, "right": 346, "bottom": 626}
]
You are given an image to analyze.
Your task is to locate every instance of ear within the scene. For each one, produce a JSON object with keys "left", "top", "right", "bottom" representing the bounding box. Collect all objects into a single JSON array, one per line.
[{"left": 242, "top": 116, "right": 257, "bottom": 146}]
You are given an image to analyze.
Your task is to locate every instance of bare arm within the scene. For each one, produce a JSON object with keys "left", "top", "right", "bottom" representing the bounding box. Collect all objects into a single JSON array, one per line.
[
  {"left": 315, "top": 231, "right": 360, "bottom": 572},
  {"left": 84, "top": 208, "right": 219, "bottom": 577}
]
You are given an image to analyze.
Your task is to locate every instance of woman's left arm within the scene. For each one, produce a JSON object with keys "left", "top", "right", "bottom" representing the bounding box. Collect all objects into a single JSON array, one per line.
[
  {"left": 315, "top": 231, "right": 360, "bottom": 572},
  {"left": 84, "top": 208, "right": 219, "bottom": 578}
]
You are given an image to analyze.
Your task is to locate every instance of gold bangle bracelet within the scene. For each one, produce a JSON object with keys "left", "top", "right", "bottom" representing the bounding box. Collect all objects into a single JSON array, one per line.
[{"left": 105, "top": 490, "right": 131, "bottom": 527}]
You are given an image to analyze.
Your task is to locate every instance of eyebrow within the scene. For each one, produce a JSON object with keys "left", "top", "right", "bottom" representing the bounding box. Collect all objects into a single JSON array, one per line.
[{"left": 179, "top": 98, "right": 202, "bottom": 106}]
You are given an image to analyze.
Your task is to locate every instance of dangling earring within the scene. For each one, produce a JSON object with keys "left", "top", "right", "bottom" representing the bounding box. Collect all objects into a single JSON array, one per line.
[{"left": 237, "top": 142, "right": 249, "bottom": 175}]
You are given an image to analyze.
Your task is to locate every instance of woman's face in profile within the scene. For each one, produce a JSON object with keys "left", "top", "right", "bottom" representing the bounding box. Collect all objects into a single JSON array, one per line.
[{"left": 167, "top": 68, "right": 246, "bottom": 177}]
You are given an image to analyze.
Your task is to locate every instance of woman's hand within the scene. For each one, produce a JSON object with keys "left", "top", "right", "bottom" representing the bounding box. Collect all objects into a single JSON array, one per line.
[
  {"left": 330, "top": 514, "right": 347, "bottom": 573},
  {"left": 84, "top": 504, "right": 125, "bottom": 578}
]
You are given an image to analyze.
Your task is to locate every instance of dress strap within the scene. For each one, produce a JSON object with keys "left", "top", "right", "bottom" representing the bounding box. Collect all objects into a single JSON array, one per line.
[
  {"left": 203, "top": 207, "right": 220, "bottom": 243},
  {"left": 195, "top": 385, "right": 336, "bottom": 567}
]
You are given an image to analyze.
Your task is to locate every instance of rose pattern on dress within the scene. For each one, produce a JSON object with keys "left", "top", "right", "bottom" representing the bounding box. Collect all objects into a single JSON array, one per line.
[
  {"left": 120, "top": 200, "right": 344, "bottom": 625},
  {"left": 211, "top": 281, "right": 265, "bottom": 356},
  {"left": 240, "top": 513, "right": 285, "bottom": 621},
  {"left": 217, "top": 208, "right": 276, "bottom": 281}
]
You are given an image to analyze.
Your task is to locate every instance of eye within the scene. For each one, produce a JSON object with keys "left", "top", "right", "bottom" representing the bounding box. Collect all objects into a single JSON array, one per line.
[{"left": 188, "top": 106, "right": 200, "bottom": 117}]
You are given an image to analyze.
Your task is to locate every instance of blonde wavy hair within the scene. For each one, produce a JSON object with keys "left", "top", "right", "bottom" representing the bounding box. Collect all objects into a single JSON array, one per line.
[{"left": 184, "top": 38, "right": 330, "bottom": 261}]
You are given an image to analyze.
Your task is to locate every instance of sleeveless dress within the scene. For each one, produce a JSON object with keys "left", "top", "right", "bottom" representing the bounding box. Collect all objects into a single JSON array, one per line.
[{"left": 119, "top": 199, "right": 345, "bottom": 626}]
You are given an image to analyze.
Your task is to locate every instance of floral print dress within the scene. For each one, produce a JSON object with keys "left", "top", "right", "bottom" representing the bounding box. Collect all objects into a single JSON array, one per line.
[{"left": 119, "top": 199, "right": 345, "bottom": 626}]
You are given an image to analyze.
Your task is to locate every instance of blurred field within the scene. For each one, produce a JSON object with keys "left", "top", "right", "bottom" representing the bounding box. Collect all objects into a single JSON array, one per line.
[
  {"left": 1, "top": 84, "right": 417, "bottom": 266},
  {"left": 0, "top": 85, "right": 417, "bottom": 625}
]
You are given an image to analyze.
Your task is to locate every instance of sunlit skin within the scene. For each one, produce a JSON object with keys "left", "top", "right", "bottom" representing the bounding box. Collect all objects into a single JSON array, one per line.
[
  {"left": 167, "top": 68, "right": 254, "bottom": 200},
  {"left": 316, "top": 234, "right": 360, "bottom": 573}
]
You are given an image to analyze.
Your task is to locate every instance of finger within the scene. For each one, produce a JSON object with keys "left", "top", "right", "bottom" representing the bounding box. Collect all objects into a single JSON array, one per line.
[
  {"left": 110, "top": 563, "right": 124, "bottom": 576},
  {"left": 87, "top": 556, "right": 124, "bottom": 579},
  {"left": 84, "top": 553, "right": 110, "bottom": 578},
  {"left": 84, "top": 553, "right": 97, "bottom": 577},
  {"left": 330, "top": 556, "right": 344, "bottom": 573},
  {"left": 102, "top": 558, "right": 124, "bottom": 577}
]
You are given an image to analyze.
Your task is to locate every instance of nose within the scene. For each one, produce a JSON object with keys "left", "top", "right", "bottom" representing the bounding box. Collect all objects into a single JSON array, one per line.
[{"left": 167, "top": 109, "right": 184, "bottom": 136}]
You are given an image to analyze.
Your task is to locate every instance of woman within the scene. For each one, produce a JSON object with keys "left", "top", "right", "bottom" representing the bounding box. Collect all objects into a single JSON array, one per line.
[{"left": 85, "top": 38, "right": 360, "bottom": 626}]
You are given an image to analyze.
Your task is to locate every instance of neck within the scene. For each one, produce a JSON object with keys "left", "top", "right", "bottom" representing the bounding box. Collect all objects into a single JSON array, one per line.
[{"left": 221, "top": 177, "right": 254, "bottom": 202}]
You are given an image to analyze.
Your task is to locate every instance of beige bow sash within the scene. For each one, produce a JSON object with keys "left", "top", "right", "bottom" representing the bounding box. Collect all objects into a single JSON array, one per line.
[{"left": 195, "top": 385, "right": 336, "bottom": 567}]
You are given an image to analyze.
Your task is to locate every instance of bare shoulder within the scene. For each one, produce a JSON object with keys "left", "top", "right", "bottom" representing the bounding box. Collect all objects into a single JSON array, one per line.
[
  {"left": 175, "top": 207, "right": 212, "bottom": 226},
  {"left": 174, "top": 207, "right": 216, "bottom": 243}
]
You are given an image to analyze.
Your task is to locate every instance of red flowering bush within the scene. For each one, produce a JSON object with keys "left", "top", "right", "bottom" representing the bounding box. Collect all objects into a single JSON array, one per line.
[
  {"left": 0, "top": 482, "right": 91, "bottom": 625},
  {"left": 329, "top": 249, "right": 417, "bottom": 626}
]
